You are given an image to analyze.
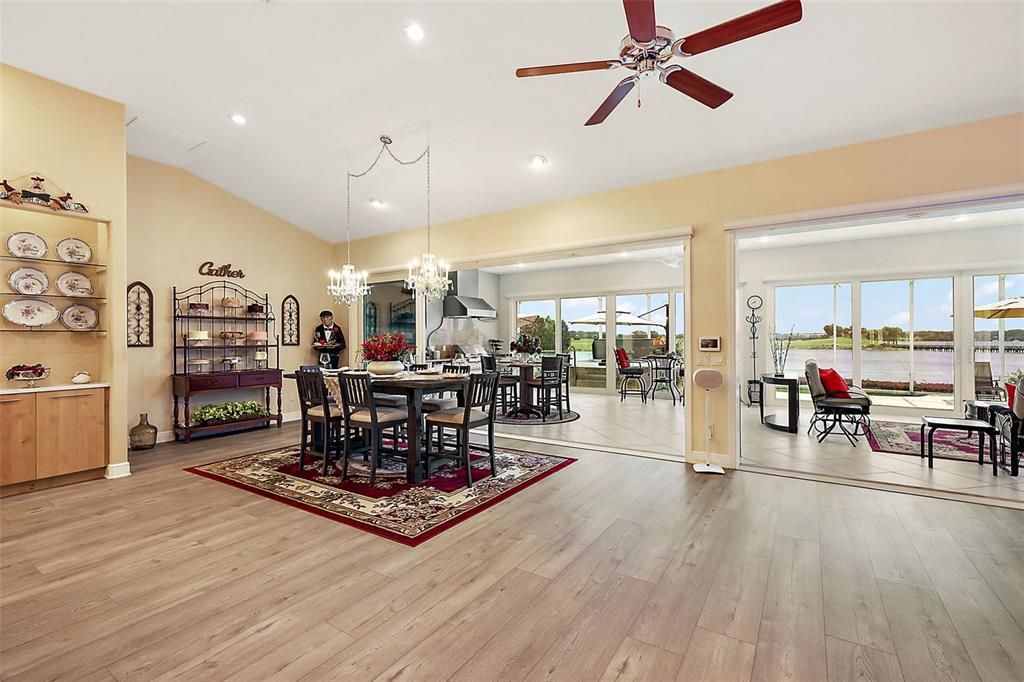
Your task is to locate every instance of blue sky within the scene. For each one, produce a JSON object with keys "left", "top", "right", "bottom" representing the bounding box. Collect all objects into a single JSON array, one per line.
[{"left": 776, "top": 275, "right": 1022, "bottom": 334}]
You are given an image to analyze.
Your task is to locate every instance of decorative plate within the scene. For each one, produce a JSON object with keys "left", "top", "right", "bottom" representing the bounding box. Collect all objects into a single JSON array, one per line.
[
  {"left": 55, "top": 238, "right": 92, "bottom": 263},
  {"left": 55, "top": 271, "right": 94, "bottom": 297},
  {"left": 60, "top": 304, "right": 99, "bottom": 330},
  {"left": 6, "top": 232, "right": 48, "bottom": 259},
  {"left": 7, "top": 267, "right": 49, "bottom": 294},
  {"left": 2, "top": 299, "right": 60, "bottom": 327}
]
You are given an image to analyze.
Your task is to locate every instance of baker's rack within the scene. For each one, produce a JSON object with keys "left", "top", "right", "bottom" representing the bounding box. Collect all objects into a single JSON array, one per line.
[{"left": 172, "top": 281, "right": 280, "bottom": 375}]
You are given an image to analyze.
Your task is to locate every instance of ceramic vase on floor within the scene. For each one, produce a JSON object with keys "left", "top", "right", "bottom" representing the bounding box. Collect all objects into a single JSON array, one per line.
[{"left": 129, "top": 413, "right": 158, "bottom": 450}]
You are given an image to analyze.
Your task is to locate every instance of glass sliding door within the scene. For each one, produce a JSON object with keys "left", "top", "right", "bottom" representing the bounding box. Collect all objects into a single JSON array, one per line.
[
  {"left": 774, "top": 283, "right": 853, "bottom": 381},
  {"left": 515, "top": 299, "right": 557, "bottom": 354},
  {"left": 974, "top": 272, "right": 1024, "bottom": 388},
  {"left": 614, "top": 292, "right": 670, "bottom": 361},
  {"left": 860, "top": 280, "right": 912, "bottom": 393},
  {"left": 912, "top": 277, "right": 954, "bottom": 398},
  {"left": 673, "top": 291, "right": 685, "bottom": 389},
  {"left": 561, "top": 295, "right": 609, "bottom": 388}
]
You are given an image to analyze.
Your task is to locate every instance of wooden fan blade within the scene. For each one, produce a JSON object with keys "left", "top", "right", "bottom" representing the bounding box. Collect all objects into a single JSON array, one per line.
[
  {"left": 516, "top": 60, "right": 620, "bottom": 78},
  {"left": 623, "top": 0, "right": 657, "bottom": 43},
  {"left": 663, "top": 67, "right": 733, "bottom": 108},
  {"left": 679, "top": 0, "right": 802, "bottom": 56},
  {"left": 584, "top": 77, "right": 636, "bottom": 126}
]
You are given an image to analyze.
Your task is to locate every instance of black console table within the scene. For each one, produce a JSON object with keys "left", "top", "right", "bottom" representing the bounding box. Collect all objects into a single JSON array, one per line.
[{"left": 760, "top": 374, "right": 800, "bottom": 434}]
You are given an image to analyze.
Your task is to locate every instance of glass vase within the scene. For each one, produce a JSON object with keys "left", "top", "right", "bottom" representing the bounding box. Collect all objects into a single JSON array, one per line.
[{"left": 129, "top": 413, "right": 158, "bottom": 450}]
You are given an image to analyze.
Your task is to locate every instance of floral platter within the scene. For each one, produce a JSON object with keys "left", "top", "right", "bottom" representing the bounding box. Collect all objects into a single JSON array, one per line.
[
  {"left": 60, "top": 304, "right": 99, "bottom": 330},
  {"left": 55, "top": 238, "right": 92, "bottom": 263},
  {"left": 6, "top": 232, "right": 48, "bottom": 259},
  {"left": 2, "top": 298, "right": 60, "bottom": 327},
  {"left": 7, "top": 266, "right": 49, "bottom": 295},
  {"left": 55, "top": 271, "right": 94, "bottom": 297}
]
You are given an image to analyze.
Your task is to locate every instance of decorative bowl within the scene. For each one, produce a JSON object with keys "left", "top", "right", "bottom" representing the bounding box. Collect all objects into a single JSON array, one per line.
[
  {"left": 71, "top": 371, "right": 92, "bottom": 384},
  {"left": 10, "top": 367, "right": 50, "bottom": 388},
  {"left": 220, "top": 297, "right": 243, "bottom": 309},
  {"left": 220, "top": 330, "right": 245, "bottom": 339}
]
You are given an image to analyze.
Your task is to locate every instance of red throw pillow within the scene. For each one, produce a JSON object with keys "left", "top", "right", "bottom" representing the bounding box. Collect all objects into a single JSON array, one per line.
[
  {"left": 819, "top": 368, "right": 851, "bottom": 399},
  {"left": 615, "top": 348, "right": 630, "bottom": 369}
]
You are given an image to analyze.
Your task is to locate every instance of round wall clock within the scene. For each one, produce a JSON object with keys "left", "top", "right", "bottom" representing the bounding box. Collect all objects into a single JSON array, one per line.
[{"left": 746, "top": 295, "right": 763, "bottom": 310}]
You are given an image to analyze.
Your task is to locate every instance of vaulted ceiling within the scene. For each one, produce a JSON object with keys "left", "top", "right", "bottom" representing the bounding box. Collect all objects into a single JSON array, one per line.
[{"left": 2, "top": 1, "right": 1021, "bottom": 242}]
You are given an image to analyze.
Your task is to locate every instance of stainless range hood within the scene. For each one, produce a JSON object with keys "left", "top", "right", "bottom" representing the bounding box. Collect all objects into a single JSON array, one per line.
[{"left": 442, "top": 271, "right": 496, "bottom": 320}]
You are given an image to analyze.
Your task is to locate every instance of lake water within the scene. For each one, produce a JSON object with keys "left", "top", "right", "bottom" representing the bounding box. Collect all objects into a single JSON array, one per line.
[{"left": 779, "top": 348, "right": 1023, "bottom": 384}]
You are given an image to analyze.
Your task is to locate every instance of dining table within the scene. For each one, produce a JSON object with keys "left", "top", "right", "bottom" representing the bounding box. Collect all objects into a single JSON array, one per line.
[
  {"left": 314, "top": 372, "right": 469, "bottom": 484},
  {"left": 497, "top": 360, "right": 543, "bottom": 418}
]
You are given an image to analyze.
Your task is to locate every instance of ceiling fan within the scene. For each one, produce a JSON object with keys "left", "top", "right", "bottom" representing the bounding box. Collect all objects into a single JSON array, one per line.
[{"left": 515, "top": 0, "right": 803, "bottom": 126}]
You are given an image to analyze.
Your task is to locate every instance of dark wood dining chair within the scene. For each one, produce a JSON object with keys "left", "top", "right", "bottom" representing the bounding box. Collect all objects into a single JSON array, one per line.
[
  {"left": 424, "top": 372, "right": 499, "bottom": 487},
  {"left": 556, "top": 352, "right": 572, "bottom": 413},
  {"left": 527, "top": 355, "right": 564, "bottom": 421},
  {"left": 295, "top": 366, "right": 345, "bottom": 475},
  {"left": 482, "top": 354, "right": 518, "bottom": 413},
  {"left": 337, "top": 372, "right": 408, "bottom": 485}
]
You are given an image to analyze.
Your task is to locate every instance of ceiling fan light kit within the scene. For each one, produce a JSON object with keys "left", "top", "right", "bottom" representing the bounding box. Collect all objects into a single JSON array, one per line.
[{"left": 516, "top": 0, "right": 803, "bottom": 125}]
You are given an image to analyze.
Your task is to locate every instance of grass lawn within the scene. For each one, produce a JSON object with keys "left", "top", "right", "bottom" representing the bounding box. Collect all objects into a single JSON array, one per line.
[
  {"left": 786, "top": 337, "right": 901, "bottom": 350},
  {"left": 567, "top": 338, "right": 596, "bottom": 351}
]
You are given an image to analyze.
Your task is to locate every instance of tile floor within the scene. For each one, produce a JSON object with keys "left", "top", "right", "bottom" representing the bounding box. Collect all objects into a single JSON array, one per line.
[
  {"left": 494, "top": 390, "right": 686, "bottom": 457},
  {"left": 740, "top": 407, "right": 1022, "bottom": 504},
  {"left": 489, "top": 390, "right": 1020, "bottom": 505}
]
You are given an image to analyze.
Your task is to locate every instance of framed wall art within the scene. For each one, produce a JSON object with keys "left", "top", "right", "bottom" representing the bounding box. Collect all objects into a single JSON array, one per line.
[
  {"left": 127, "top": 280, "right": 154, "bottom": 347},
  {"left": 281, "top": 294, "right": 300, "bottom": 346}
]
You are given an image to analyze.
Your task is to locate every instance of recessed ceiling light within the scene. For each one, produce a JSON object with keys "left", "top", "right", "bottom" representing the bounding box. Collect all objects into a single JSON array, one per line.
[
  {"left": 515, "top": 262, "right": 525, "bottom": 268},
  {"left": 759, "top": 236, "right": 775, "bottom": 243},
  {"left": 404, "top": 23, "right": 425, "bottom": 41},
  {"left": 229, "top": 113, "right": 247, "bottom": 125},
  {"left": 953, "top": 214, "right": 970, "bottom": 223},
  {"left": 619, "top": 251, "right": 630, "bottom": 258},
  {"left": 369, "top": 198, "right": 386, "bottom": 209},
  {"left": 529, "top": 154, "right": 548, "bottom": 170}
]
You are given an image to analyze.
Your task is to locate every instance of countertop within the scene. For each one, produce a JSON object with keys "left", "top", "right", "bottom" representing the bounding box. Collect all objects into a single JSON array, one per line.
[{"left": 0, "top": 382, "right": 110, "bottom": 396}]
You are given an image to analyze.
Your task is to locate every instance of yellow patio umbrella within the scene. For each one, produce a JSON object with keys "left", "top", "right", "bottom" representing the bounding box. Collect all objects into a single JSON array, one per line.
[{"left": 974, "top": 296, "right": 1024, "bottom": 319}]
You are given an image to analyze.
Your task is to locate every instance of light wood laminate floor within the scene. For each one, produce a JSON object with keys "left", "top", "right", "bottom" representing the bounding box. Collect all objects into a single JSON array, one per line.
[{"left": 2, "top": 424, "right": 1023, "bottom": 681}]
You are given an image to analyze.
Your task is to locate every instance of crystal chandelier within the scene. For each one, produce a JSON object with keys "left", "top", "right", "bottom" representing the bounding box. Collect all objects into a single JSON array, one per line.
[
  {"left": 327, "top": 151, "right": 372, "bottom": 305},
  {"left": 404, "top": 145, "right": 452, "bottom": 301}
]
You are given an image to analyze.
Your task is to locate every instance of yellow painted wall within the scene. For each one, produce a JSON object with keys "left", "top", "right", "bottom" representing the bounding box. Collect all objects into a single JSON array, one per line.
[
  {"left": 341, "top": 114, "right": 1024, "bottom": 463},
  {"left": 126, "top": 156, "right": 340, "bottom": 438},
  {"left": 0, "top": 64, "right": 129, "bottom": 466}
]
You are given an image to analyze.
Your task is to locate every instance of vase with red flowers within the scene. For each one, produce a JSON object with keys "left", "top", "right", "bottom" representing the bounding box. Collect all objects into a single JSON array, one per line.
[
  {"left": 510, "top": 332, "right": 542, "bottom": 361},
  {"left": 361, "top": 332, "right": 414, "bottom": 375}
]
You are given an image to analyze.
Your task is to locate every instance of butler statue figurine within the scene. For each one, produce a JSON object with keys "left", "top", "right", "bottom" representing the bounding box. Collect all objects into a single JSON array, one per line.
[{"left": 312, "top": 310, "right": 346, "bottom": 369}]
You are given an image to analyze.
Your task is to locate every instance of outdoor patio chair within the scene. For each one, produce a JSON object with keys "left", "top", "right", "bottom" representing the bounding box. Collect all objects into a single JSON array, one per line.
[
  {"left": 805, "top": 358, "right": 872, "bottom": 445},
  {"left": 975, "top": 361, "right": 1007, "bottom": 401},
  {"left": 990, "top": 388, "right": 1023, "bottom": 476}
]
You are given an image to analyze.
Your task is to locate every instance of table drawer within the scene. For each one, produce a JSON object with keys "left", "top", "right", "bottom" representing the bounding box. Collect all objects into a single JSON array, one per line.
[
  {"left": 188, "top": 374, "right": 239, "bottom": 391},
  {"left": 238, "top": 370, "right": 282, "bottom": 387}
]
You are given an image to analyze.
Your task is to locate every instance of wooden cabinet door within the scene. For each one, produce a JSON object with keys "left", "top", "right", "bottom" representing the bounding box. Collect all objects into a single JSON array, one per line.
[
  {"left": 0, "top": 394, "right": 36, "bottom": 485},
  {"left": 35, "top": 389, "right": 107, "bottom": 478}
]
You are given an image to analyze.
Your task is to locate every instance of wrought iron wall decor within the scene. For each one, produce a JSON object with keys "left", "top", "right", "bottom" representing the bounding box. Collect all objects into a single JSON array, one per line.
[
  {"left": 127, "top": 280, "right": 154, "bottom": 347},
  {"left": 745, "top": 294, "right": 764, "bottom": 406},
  {"left": 281, "top": 295, "right": 300, "bottom": 346}
]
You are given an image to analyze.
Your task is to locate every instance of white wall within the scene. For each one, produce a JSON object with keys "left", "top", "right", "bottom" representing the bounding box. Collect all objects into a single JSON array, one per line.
[{"left": 737, "top": 223, "right": 1024, "bottom": 396}]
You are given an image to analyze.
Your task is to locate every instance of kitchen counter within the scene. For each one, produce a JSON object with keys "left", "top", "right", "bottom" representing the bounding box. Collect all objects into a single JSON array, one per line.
[{"left": 0, "top": 382, "right": 110, "bottom": 396}]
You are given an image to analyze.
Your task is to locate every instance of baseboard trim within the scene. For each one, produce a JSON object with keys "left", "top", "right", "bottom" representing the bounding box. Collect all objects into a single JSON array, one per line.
[
  {"left": 739, "top": 464, "right": 1024, "bottom": 511},
  {"left": 483, "top": 431, "right": 685, "bottom": 464},
  {"left": 689, "top": 450, "right": 734, "bottom": 470},
  {"left": 105, "top": 461, "right": 132, "bottom": 479}
]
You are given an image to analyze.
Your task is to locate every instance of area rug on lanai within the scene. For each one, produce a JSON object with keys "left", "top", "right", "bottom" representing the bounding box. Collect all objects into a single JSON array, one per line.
[
  {"left": 866, "top": 420, "right": 984, "bottom": 463},
  {"left": 494, "top": 410, "right": 581, "bottom": 425},
  {"left": 186, "top": 444, "right": 574, "bottom": 546}
]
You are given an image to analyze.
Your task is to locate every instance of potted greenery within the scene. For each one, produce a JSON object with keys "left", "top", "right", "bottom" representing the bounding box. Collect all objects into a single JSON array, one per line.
[
  {"left": 189, "top": 400, "right": 268, "bottom": 427},
  {"left": 361, "top": 332, "right": 413, "bottom": 376},
  {"left": 1005, "top": 369, "right": 1024, "bottom": 409}
]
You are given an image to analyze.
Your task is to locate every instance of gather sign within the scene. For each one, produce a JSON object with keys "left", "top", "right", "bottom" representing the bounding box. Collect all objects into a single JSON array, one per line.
[{"left": 198, "top": 261, "right": 246, "bottom": 279}]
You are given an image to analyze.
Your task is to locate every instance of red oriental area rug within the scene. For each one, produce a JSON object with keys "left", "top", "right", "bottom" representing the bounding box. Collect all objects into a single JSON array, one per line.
[
  {"left": 186, "top": 445, "right": 575, "bottom": 546},
  {"left": 866, "top": 419, "right": 985, "bottom": 463}
]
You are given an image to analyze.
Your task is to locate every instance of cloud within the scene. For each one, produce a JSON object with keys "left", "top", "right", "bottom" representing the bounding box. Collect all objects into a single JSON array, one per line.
[{"left": 890, "top": 311, "right": 910, "bottom": 325}]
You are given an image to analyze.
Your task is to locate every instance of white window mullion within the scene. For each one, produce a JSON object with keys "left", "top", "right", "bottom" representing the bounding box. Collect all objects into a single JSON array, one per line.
[
  {"left": 852, "top": 281, "right": 862, "bottom": 387},
  {"left": 909, "top": 280, "right": 915, "bottom": 394}
]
